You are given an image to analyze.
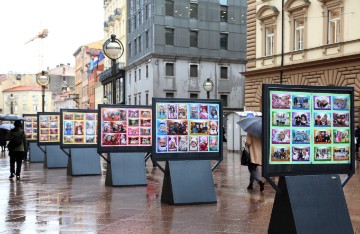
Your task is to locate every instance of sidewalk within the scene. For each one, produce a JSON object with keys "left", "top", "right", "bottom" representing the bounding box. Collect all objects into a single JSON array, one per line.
[{"left": 0, "top": 149, "right": 359, "bottom": 233}]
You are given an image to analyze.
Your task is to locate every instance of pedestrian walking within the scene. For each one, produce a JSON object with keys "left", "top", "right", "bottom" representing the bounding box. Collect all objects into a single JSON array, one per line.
[
  {"left": 245, "top": 133, "right": 265, "bottom": 191},
  {"left": 0, "top": 128, "right": 9, "bottom": 153},
  {"left": 6, "top": 120, "right": 27, "bottom": 181}
]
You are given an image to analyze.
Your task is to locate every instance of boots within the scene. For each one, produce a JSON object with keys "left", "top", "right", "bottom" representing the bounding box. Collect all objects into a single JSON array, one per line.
[
  {"left": 247, "top": 183, "right": 253, "bottom": 190},
  {"left": 259, "top": 181, "right": 265, "bottom": 192}
]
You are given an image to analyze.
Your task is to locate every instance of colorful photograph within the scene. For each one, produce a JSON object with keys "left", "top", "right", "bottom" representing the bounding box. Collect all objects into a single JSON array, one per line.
[
  {"left": 102, "top": 134, "right": 120, "bottom": 146},
  {"left": 292, "top": 146, "right": 310, "bottom": 161},
  {"left": 271, "top": 146, "right": 291, "bottom": 161},
  {"left": 314, "top": 129, "right": 332, "bottom": 144},
  {"left": 157, "top": 104, "right": 168, "bottom": 119},
  {"left": 157, "top": 136, "right": 167, "bottom": 152},
  {"left": 140, "top": 128, "right": 151, "bottom": 135},
  {"left": 168, "top": 120, "right": 188, "bottom": 135},
  {"left": 102, "top": 109, "right": 120, "bottom": 121},
  {"left": 314, "top": 95, "right": 331, "bottom": 110},
  {"left": 128, "top": 110, "right": 139, "bottom": 118},
  {"left": 64, "top": 114, "right": 74, "bottom": 120},
  {"left": 199, "top": 104, "right": 209, "bottom": 119},
  {"left": 333, "top": 112, "right": 350, "bottom": 127},
  {"left": 314, "top": 146, "right": 332, "bottom": 160},
  {"left": 272, "top": 112, "right": 291, "bottom": 126},
  {"left": 292, "top": 112, "right": 310, "bottom": 127},
  {"left": 333, "top": 129, "right": 350, "bottom": 143},
  {"left": 74, "top": 121, "right": 84, "bottom": 135},
  {"left": 128, "top": 137, "right": 140, "bottom": 145},
  {"left": 64, "top": 136, "right": 74, "bottom": 144},
  {"left": 189, "top": 136, "right": 199, "bottom": 151},
  {"left": 333, "top": 146, "right": 350, "bottom": 161},
  {"left": 209, "top": 136, "right": 219, "bottom": 151},
  {"left": 209, "top": 121, "right": 219, "bottom": 135},
  {"left": 86, "top": 113, "right": 96, "bottom": 120},
  {"left": 111, "top": 122, "right": 126, "bottom": 133},
  {"left": 74, "top": 114, "right": 84, "bottom": 120},
  {"left": 40, "top": 116, "right": 49, "bottom": 122},
  {"left": 140, "top": 137, "right": 151, "bottom": 145},
  {"left": 189, "top": 104, "right": 199, "bottom": 119},
  {"left": 333, "top": 96, "right": 350, "bottom": 110},
  {"left": 292, "top": 95, "right": 310, "bottom": 109},
  {"left": 140, "top": 110, "right": 151, "bottom": 118},
  {"left": 271, "top": 129, "right": 290, "bottom": 144},
  {"left": 167, "top": 136, "right": 178, "bottom": 151},
  {"left": 168, "top": 104, "right": 178, "bottom": 119},
  {"left": 199, "top": 136, "right": 209, "bottom": 151},
  {"left": 86, "top": 121, "right": 96, "bottom": 135},
  {"left": 178, "top": 104, "right": 188, "bottom": 119},
  {"left": 292, "top": 129, "right": 310, "bottom": 144},
  {"left": 209, "top": 105, "right": 219, "bottom": 120},
  {"left": 271, "top": 93, "right": 291, "bottom": 109},
  {"left": 157, "top": 120, "right": 168, "bottom": 135},
  {"left": 314, "top": 112, "right": 331, "bottom": 126},
  {"left": 86, "top": 136, "right": 96, "bottom": 143},
  {"left": 119, "top": 110, "right": 127, "bottom": 121},
  {"left": 189, "top": 121, "right": 208, "bottom": 135},
  {"left": 128, "top": 119, "right": 139, "bottom": 127},
  {"left": 178, "top": 136, "right": 188, "bottom": 151}
]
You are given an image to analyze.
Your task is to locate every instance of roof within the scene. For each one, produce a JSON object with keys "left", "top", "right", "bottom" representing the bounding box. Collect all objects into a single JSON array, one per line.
[
  {"left": 47, "top": 65, "right": 75, "bottom": 76},
  {"left": 3, "top": 86, "right": 48, "bottom": 92}
]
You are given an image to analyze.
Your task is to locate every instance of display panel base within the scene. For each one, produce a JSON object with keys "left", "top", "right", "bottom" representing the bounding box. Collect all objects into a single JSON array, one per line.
[
  {"left": 105, "top": 152, "right": 147, "bottom": 187},
  {"left": 29, "top": 142, "right": 44, "bottom": 163},
  {"left": 269, "top": 175, "right": 353, "bottom": 234},
  {"left": 161, "top": 160, "right": 217, "bottom": 205},
  {"left": 44, "top": 145, "right": 68, "bottom": 169},
  {"left": 67, "top": 148, "right": 101, "bottom": 176}
]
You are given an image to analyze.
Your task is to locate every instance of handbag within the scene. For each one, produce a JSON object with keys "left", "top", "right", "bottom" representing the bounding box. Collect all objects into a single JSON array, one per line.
[
  {"left": 7, "top": 132, "right": 24, "bottom": 151},
  {"left": 241, "top": 146, "right": 250, "bottom": 166}
]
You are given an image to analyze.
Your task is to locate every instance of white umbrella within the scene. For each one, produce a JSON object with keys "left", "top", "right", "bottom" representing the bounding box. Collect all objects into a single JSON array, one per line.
[
  {"left": 237, "top": 117, "right": 262, "bottom": 138},
  {"left": 0, "top": 114, "right": 25, "bottom": 121},
  {"left": 0, "top": 123, "right": 14, "bottom": 130}
]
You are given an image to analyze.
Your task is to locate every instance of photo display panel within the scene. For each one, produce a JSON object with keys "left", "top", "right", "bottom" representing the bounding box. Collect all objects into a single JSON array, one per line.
[
  {"left": 60, "top": 109, "right": 98, "bottom": 148},
  {"left": 37, "top": 112, "right": 60, "bottom": 145},
  {"left": 262, "top": 84, "right": 355, "bottom": 177},
  {"left": 152, "top": 98, "right": 223, "bottom": 161},
  {"left": 97, "top": 105, "right": 152, "bottom": 153},
  {"left": 23, "top": 114, "right": 38, "bottom": 142}
]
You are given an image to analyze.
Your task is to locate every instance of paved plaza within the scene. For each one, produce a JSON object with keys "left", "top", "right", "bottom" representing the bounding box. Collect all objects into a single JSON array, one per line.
[{"left": 1, "top": 148, "right": 360, "bottom": 233}]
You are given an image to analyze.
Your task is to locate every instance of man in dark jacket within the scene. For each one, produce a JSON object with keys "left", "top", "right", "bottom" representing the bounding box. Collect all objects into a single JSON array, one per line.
[{"left": 6, "top": 120, "right": 27, "bottom": 180}]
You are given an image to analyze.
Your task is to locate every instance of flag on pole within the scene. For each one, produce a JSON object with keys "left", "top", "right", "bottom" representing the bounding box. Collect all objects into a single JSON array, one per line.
[
  {"left": 88, "top": 58, "right": 94, "bottom": 74},
  {"left": 94, "top": 51, "right": 105, "bottom": 68}
]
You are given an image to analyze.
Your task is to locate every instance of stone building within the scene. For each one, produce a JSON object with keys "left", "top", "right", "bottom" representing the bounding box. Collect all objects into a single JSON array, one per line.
[{"left": 243, "top": 0, "right": 360, "bottom": 122}]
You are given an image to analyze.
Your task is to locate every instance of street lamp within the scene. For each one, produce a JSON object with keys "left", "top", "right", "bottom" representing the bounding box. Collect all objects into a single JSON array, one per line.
[
  {"left": 7, "top": 94, "right": 16, "bottom": 114},
  {"left": 203, "top": 78, "right": 214, "bottom": 99},
  {"left": 103, "top": 34, "right": 124, "bottom": 104},
  {"left": 36, "top": 71, "right": 50, "bottom": 112},
  {"left": 102, "top": 96, "right": 109, "bottom": 104}
]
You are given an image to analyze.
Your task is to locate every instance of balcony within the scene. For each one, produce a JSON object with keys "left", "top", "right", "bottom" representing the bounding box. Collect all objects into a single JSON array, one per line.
[
  {"left": 108, "top": 15, "right": 115, "bottom": 26},
  {"left": 114, "top": 8, "right": 121, "bottom": 20},
  {"left": 104, "top": 21, "right": 109, "bottom": 30}
]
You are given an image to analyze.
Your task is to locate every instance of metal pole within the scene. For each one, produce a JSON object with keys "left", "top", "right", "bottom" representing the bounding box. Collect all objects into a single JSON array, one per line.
[
  {"left": 42, "top": 85, "right": 45, "bottom": 112},
  {"left": 121, "top": 77, "right": 125, "bottom": 104},
  {"left": 207, "top": 91, "right": 210, "bottom": 99},
  {"left": 10, "top": 102, "right": 13, "bottom": 114},
  {"left": 111, "top": 59, "right": 116, "bottom": 104}
]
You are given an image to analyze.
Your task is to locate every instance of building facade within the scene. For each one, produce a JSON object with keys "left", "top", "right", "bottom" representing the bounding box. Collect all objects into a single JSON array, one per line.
[
  {"left": 244, "top": 0, "right": 360, "bottom": 122},
  {"left": 125, "top": 0, "right": 247, "bottom": 111}
]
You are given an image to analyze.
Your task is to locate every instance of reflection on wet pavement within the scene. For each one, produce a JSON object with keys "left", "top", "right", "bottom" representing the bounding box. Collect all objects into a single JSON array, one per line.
[{"left": 0, "top": 147, "right": 360, "bottom": 233}]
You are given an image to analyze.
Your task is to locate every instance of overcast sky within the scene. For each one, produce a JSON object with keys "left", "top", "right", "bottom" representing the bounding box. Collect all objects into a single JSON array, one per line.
[{"left": 0, "top": 0, "right": 104, "bottom": 74}]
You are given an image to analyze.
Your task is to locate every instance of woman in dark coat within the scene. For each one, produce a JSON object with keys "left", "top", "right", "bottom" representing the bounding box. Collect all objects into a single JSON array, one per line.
[
  {"left": 0, "top": 128, "right": 8, "bottom": 152},
  {"left": 6, "top": 120, "right": 27, "bottom": 180}
]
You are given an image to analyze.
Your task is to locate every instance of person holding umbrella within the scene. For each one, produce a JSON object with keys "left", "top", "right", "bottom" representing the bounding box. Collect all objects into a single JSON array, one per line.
[
  {"left": 244, "top": 133, "right": 265, "bottom": 192},
  {"left": 6, "top": 120, "right": 27, "bottom": 181},
  {"left": 0, "top": 128, "right": 9, "bottom": 153}
]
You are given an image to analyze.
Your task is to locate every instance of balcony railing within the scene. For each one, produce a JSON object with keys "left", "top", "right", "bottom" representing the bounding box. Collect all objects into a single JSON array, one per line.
[
  {"left": 104, "top": 21, "right": 109, "bottom": 30},
  {"left": 114, "top": 8, "right": 121, "bottom": 19}
]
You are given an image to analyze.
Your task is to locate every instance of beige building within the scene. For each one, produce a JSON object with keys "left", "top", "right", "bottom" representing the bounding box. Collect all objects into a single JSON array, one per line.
[
  {"left": 244, "top": 0, "right": 360, "bottom": 122},
  {"left": 3, "top": 86, "right": 51, "bottom": 115}
]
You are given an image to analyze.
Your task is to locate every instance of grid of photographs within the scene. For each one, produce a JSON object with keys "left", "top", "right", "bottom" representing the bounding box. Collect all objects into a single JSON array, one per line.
[
  {"left": 270, "top": 91, "right": 351, "bottom": 164},
  {"left": 63, "top": 112, "right": 97, "bottom": 145},
  {"left": 24, "top": 115, "right": 37, "bottom": 141},
  {"left": 155, "top": 103, "right": 220, "bottom": 153},
  {"left": 100, "top": 108, "right": 152, "bottom": 147},
  {"left": 39, "top": 114, "right": 60, "bottom": 143}
]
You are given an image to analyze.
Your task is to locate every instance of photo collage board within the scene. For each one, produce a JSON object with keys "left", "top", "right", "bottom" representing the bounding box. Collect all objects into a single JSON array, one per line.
[
  {"left": 62, "top": 111, "right": 97, "bottom": 146},
  {"left": 155, "top": 102, "right": 220, "bottom": 154},
  {"left": 38, "top": 113, "right": 60, "bottom": 144},
  {"left": 23, "top": 114, "right": 37, "bottom": 141},
  {"left": 270, "top": 91, "right": 351, "bottom": 165},
  {"left": 100, "top": 107, "right": 152, "bottom": 147}
]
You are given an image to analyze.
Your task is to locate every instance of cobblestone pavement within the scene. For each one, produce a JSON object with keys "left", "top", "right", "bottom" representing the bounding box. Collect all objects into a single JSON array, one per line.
[{"left": 0, "top": 148, "right": 360, "bottom": 233}]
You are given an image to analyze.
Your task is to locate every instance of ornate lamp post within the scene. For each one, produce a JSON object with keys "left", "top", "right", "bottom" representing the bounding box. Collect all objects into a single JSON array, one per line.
[
  {"left": 7, "top": 94, "right": 16, "bottom": 114},
  {"left": 203, "top": 78, "right": 214, "bottom": 99},
  {"left": 102, "top": 34, "right": 124, "bottom": 104},
  {"left": 36, "top": 71, "right": 50, "bottom": 112}
]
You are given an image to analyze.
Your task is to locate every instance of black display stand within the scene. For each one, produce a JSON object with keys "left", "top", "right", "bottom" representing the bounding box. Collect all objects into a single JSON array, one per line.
[
  {"left": 67, "top": 148, "right": 101, "bottom": 176},
  {"left": 29, "top": 142, "right": 44, "bottom": 163},
  {"left": 269, "top": 175, "right": 353, "bottom": 234},
  {"left": 105, "top": 152, "right": 147, "bottom": 187},
  {"left": 161, "top": 160, "right": 217, "bottom": 205},
  {"left": 44, "top": 145, "right": 68, "bottom": 169}
]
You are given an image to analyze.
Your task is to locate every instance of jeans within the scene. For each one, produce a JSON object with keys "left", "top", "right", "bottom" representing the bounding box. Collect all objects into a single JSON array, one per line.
[
  {"left": 248, "top": 163, "right": 260, "bottom": 184},
  {"left": 9, "top": 151, "right": 24, "bottom": 176}
]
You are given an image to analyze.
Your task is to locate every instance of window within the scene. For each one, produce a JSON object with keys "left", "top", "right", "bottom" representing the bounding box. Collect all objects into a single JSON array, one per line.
[
  {"left": 265, "top": 26, "right": 274, "bottom": 56},
  {"left": 134, "top": 14, "right": 137, "bottom": 29},
  {"left": 138, "top": 93, "right": 141, "bottom": 105},
  {"left": 129, "top": 42, "right": 132, "bottom": 57},
  {"left": 190, "top": 3, "right": 198, "bottom": 19},
  {"left": 220, "top": 33, "right": 228, "bottom": 50},
  {"left": 219, "top": 0, "right": 228, "bottom": 5},
  {"left": 220, "top": 94, "right": 228, "bottom": 107},
  {"left": 128, "top": 19, "right": 131, "bottom": 33},
  {"left": 294, "top": 18, "right": 304, "bottom": 51},
  {"left": 145, "top": 30, "right": 149, "bottom": 48},
  {"left": 138, "top": 10, "right": 142, "bottom": 25},
  {"left": 147, "top": 3, "right": 151, "bottom": 19},
  {"left": 146, "top": 65, "right": 149, "bottom": 78},
  {"left": 23, "top": 104, "right": 26, "bottom": 111},
  {"left": 220, "top": 5, "right": 228, "bottom": 22},
  {"left": 328, "top": 8, "right": 340, "bottom": 44},
  {"left": 165, "top": 28, "right": 174, "bottom": 45},
  {"left": 33, "top": 105, "right": 38, "bottom": 111},
  {"left": 138, "top": 36, "right": 142, "bottom": 53},
  {"left": 146, "top": 92, "right": 149, "bottom": 105},
  {"left": 190, "top": 93, "right": 198, "bottom": 99},
  {"left": 134, "top": 95, "right": 137, "bottom": 105},
  {"left": 128, "top": 72, "right": 131, "bottom": 85},
  {"left": 145, "top": 3, "right": 149, "bottom": 20},
  {"left": 129, "top": 96, "right": 131, "bottom": 105},
  {"left": 190, "top": 30, "right": 198, "bottom": 47},
  {"left": 190, "top": 64, "right": 198, "bottom": 78},
  {"left": 166, "top": 92, "right": 174, "bottom": 98},
  {"left": 22, "top": 95, "right": 26, "bottom": 102},
  {"left": 165, "top": 0, "right": 174, "bottom": 16},
  {"left": 135, "top": 70, "right": 137, "bottom": 82},
  {"left": 32, "top": 95, "right": 38, "bottom": 102},
  {"left": 134, "top": 38, "right": 137, "bottom": 54},
  {"left": 139, "top": 68, "right": 141, "bottom": 81},
  {"left": 220, "top": 67, "right": 228, "bottom": 79},
  {"left": 166, "top": 63, "right": 174, "bottom": 76}
]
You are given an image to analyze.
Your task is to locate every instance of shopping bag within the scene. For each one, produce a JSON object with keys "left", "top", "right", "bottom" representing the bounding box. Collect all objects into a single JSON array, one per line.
[{"left": 241, "top": 147, "right": 250, "bottom": 166}]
